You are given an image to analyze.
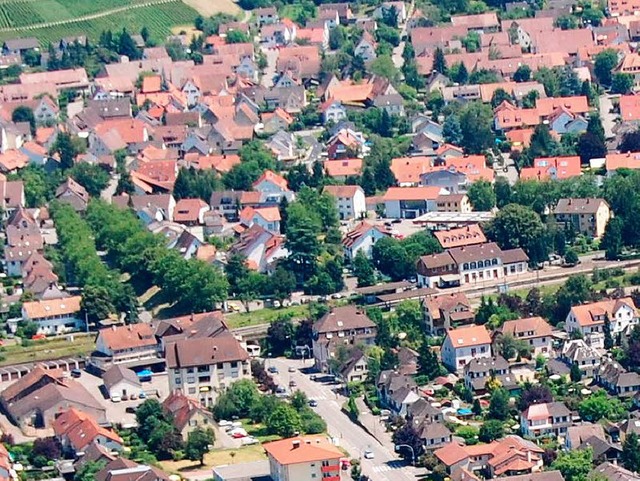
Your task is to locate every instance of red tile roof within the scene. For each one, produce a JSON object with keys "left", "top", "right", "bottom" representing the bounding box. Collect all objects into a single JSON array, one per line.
[
  {"left": 264, "top": 436, "right": 343, "bottom": 465},
  {"left": 620, "top": 95, "right": 640, "bottom": 122},
  {"left": 383, "top": 186, "right": 442, "bottom": 201},
  {"left": 324, "top": 158, "right": 363, "bottom": 177}
]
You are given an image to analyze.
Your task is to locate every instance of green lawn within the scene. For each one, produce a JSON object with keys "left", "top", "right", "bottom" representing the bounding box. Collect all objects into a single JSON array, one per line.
[
  {"left": 0, "top": 333, "right": 95, "bottom": 367},
  {"left": 226, "top": 304, "right": 309, "bottom": 329}
]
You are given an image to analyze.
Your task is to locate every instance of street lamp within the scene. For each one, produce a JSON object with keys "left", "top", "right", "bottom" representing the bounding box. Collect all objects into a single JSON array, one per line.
[{"left": 395, "top": 444, "right": 416, "bottom": 466}]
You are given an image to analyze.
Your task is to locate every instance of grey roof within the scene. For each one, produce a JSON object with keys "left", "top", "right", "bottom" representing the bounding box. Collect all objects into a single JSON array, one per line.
[
  {"left": 498, "top": 471, "right": 565, "bottom": 481},
  {"left": 3, "top": 38, "right": 39, "bottom": 50},
  {"left": 464, "top": 355, "right": 509, "bottom": 374},
  {"left": 593, "top": 462, "right": 640, "bottom": 481},
  {"left": 415, "top": 421, "right": 451, "bottom": 441},
  {"left": 555, "top": 198, "right": 608, "bottom": 215},
  {"left": 314, "top": 305, "right": 376, "bottom": 334},
  {"left": 578, "top": 436, "right": 621, "bottom": 459},
  {"left": 102, "top": 365, "right": 141, "bottom": 390},
  {"left": 407, "top": 398, "right": 441, "bottom": 420}
]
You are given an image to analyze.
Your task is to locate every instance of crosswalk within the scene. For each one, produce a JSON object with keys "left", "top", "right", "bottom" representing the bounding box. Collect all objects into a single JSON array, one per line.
[
  {"left": 371, "top": 461, "right": 406, "bottom": 473},
  {"left": 307, "top": 395, "right": 326, "bottom": 400}
]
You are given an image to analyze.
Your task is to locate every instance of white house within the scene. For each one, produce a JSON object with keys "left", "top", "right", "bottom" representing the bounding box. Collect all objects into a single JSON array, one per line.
[
  {"left": 320, "top": 99, "right": 347, "bottom": 124},
  {"left": 342, "top": 221, "right": 390, "bottom": 261},
  {"left": 354, "top": 32, "right": 377, "bottom": 62},
  {"left": 21, "top": 296, "right": 83, "bottom": 335},
  {"left": 102, "top": 364, "right": 142, "bottom": 400},
  {"left": 564, "top": 297, "right": 639, "bottom": 349},
  {"left": 323, "top": 185, "right": 366, "bottom": 220},
  {"left": 240, "top": 206, "right": 281, "bottom": 234},
  {"left": 252, "top": 169, "right": 293, "bottom": 203},
  {"left": 94, "top": 324, "right": 160, "bottom": 368},
  {"left": 441, "top": 324, "right": 492, "bottom": 372}
]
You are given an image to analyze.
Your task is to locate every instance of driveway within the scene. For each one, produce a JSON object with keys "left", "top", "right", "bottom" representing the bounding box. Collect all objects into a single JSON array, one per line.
[
  {"left": 599, "top": 94, "right": 617, "bottom": 141},
  {"left": 268, "top": 358, "right": 423, "bottom": 481},
  {"left": 260, "top": 46, "right": 278, "bottom": 88}
]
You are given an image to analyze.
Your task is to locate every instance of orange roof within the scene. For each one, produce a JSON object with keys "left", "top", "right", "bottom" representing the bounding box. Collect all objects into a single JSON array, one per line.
[
  {"left": 263, "top": 436, "right": 343, "bottom": 465},
  {"left": 383, "top": 186, "right": 442, "bottom": 201},
  {"left": 535, "top": 96, "right": 589, "bottom": 117},
  {"left": 620, "top": 95, "right": 640, "bottom": 122},
  {"left": 606, "top": 152, "right": 640, "bottom": 171},
  {"left": 436, "top": 144, "right": 464, "bottom": 157},
  {"left": 98, "top": 323, "right": 156, "bottom": 351},
  {"left": 445, "top": 324, "right": 491, "bottom": 347},
  {"left": 297, "top": 27, "right": 326, "bottom": 44},
  {"left": 326, "top": 81, "right": 374, "bottom": 103},
  {"left": 506, "top": 129, "right": 534, "bottom": 150},
  {"left": 190, "top": 154, "right": 240, "bottom": 173},
  {"left": 435, "top": 443, "right": 470, "bottom": 466},
  {"left": 391, "top": 156, "right": 431, "bottom": 185},
  {"left": 35, "top": 127, "right": 56, "bottom": 145},
  {"left": 240, "top": 206, "right": 281, "bottom": 224},
  {"left": 94, "top": 118, "right": 148, "bottom": 144},
  {"left": 262, "top": 108, "right": 295, "bottom": 125},
  {"left": 23, "top": 296, "right": 81, "bottom": 319},
  {"left": 520, "top": 156, "right": 581, "bottom": 181},
  {"left": 324, "top": 158, "right": 363, "bottom": 177},
  {"left": 446, "top": 156, "right": 494, "bottom": 182},
  {"left": 254, "top": 169, "right": 288, "bottom": 191},
  {"left": 141, "top": 75, "right": 162, "bottom": 94},
  {"left": 174, "top": 198, "right": 209, "bottom": 223},
  {"left": 434, "top": 225, "right": 486, "bottom": 249},
  {"left": 53, "top": 408, "right": 122, "bottom": 451},
  {"left": 494, "top": 102, "right": 540, "bottom": 130},
  {"left": 570, "top": 297, "right": 637, "bottom": 327},
  {"left": 0, "top": 149, "right": 29, "bottom": 171},
  {"left": 500, "top": 316, "right": 552, "bottom": 338},
  {"left": 135, "top": 160, "right": 177, "bottom": 189}
]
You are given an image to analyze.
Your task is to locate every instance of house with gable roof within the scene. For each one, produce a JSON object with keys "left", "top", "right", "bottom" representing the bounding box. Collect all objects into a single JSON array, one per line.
[
  {"left": 497, "top": 317, "right": 553, "bottom": 357},
  {"left": 94, "top": 324, "right": 160, "bottom": 369},
  {"left": 520, "top": 401, "right": 571, "bottom": 438},
  {"left": 423, "top": 293, "right": 474, "bottom": 336},
  {"left": 230, "top": 224, "right": 288, "bottom": 273},
  {"left": 376, "top": 370, "right": 420, "bottom": 415},
  {"left": 433, "top": 225, "right": 486, "bottom": 250},
  {"left": 553, "top": 198, "right": 611, "bottom": 240},
  {"left": 441, "top": 324, "right": 492, "bottom": 372},
  {"left": 263, "top": 435, "right": 342, "bottom": 481},
  {"left": 312, "top": 305, "right": 377, "bottom": 372},
  {"left": 323, "top": 185, "right": 366, "bottom": 220},
  {"left": 565, "top": 297, "right": 639, "bottom": 349},
  {"left": 253, "top": 169, "right": 293, "bottom": 203},
  {"left": 162, "top": 392, "right": 214, "bottom": 441},
  {"left": 239, "top": 206, "right": 281, "bottom": 233},
  {"left": 342, "top": 221, "right": 390, "bottom": 261},
  {"left": 561, "top": 339, "right": 602, "bottom": 378},
  {"left": 21, "top": 296, "right": 83, "bottom": 335},
  {"left": 520, "top": 156, "right": 581, "bottom": 181},
  {"left": 53, "top": 408, "right": 123, "bottom": 455}
]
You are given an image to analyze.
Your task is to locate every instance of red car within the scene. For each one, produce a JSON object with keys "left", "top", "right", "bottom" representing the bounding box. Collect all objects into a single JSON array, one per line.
[
  {"left": 231, "top": 432, "right": 247, "bottom": 439},
  {"left": 31, "top": 334, "right": 46, "bottom": 340}
]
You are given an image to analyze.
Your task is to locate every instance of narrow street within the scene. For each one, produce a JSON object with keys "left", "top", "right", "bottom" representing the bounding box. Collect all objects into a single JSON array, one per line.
[{"left": 269, "top": 358, "right": 423, "bottom": 481}]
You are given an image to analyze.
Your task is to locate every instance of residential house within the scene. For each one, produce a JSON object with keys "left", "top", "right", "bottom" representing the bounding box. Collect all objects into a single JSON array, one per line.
[
  {"left": 2, "top": 38, "right": 38, "bottom": 56},
  {"left": 93, "top": 324, "right": 160, "bottom": 369},
  {"left": 0, "top": 365, "right": 106, "bottom": 429},
  {"left": 253, "top": 169, "right": 293, "bottom": 203},
  {"left": 433, "top": 225, "right": 486, "bottom": 250},
  {"left": 354, "top": 31, "right": 377, "bottom": 62},
  {"left": 166, "top": 334, "right": 251, "bottom": 407},
  {"left": 553, "top": 198, "right": 611, "bottom": 239},
  {"left": 520, "top": 402, "right": 572, "bottom": 438},
  {"left": 263, "top": 435, "right": 342, "bottom": 481},
  {"left": 338, "top": 348, "right": 368, "bottom": 382},
  {"left": 619, "top": 95, "right": 640, "bottom": 123},
  {"left": 239, "top": 206, "right": 281, "bottom": 234},
  {"left": 618, "top": 53, "right": 640, "bottom": 91},
  {"left": 434, "top": 436, "right": 544, "bottom": 477},
  {"left": 21, "top": 296, "right": 82, "bottom": 335},
  {"left": 210, "top": 190, "right": 261, "bottom": 221},
  {"left": 326, "top": 128, "right": 368, "bottom": 159},
  {"left": 383, "top": 186, "right": 445, "bottom": 219},
  {"left": 595, "top": 358, "right": 640, "bottom": 397},
  {"left": 497, "top": 317, "right": 553, "bottom": 357},
  {"left": 173, "top": 198, "right": 210, "bottom": 226},
  {"left": 435, "top": 194, "right": 472, "bottom": 213},
  {"left": 162, "top": 392, "right": 214, "bottom": 441},
  {"left": 342, "top": 221, "right": 389, "bottom": 261},
  {"left": 565, "top": 297, "right": 638, "bottom": 349},
  {"left": 261, "top": 108, "right": 294, "bottom": 134},
  {"left": 102, "top": 365, "right": 142, "bottom": 400},
  {"left": 464, "top": 355, "right": 516, "bottom": 394},
  {"left": 255, "top": 7, "right": 279, "bottom": 26},
  {"left": 450, "top": 12, "right": 499, "bottom": 31},
  {"left": 55, "top": 178, "right": 89, "bottom": 212},
  {"left": 441, "top": 324, "right": 492, "bottom": 372},
  {"left": 323, "top": 158, "right": 363, "bottom": 181},
  {"left": 520, "top": 156, "right": 581, "bottom": 181},
  {"left": 53, "top": 408, "right": 123, "bottom": 455},
  {"left": 423, "top": 293, "right": 474, "bottom": 336},
  {"left": 592, "top": 462, "right": 640, "bottom": 481},
  {"left": 376, "top": 370, "right": 419, "bottom": 415},
  {"left": 323, "top": 185, "right": 366, "bottom": 220},
  {"left": 416, "top": 242, "right": 529, "bottom": 289},
  {"left": 312, "top": 305, "right": 377, "bottom": 372},
  {"left": 230, "top": 224, "right": 288, "bottom": 273},
  {"left": 605, "top": 152, "right": 640, "bottom": 175},
  {"left": 320, "top": 99, "right": 347, "bottom": 124},
  {"left": 560, "top": 339, "right": 602, "bottom": 378},
  {"left": 319, "top": 3, "right": 353, "bottom": 24},
  {"left": 95, "top": 458, "right": 171, "bottom": 481},
  {"left": 548, "top": 107, "right": 588, "bottom": 135},
  {"left": 412, "top": 421, "right": 453, "bottom": 451}
]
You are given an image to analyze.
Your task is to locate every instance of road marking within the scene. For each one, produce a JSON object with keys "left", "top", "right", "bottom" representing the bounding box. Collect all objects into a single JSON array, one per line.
[{"left": 307, "top": 395, "right": 326, "bottom": 401}]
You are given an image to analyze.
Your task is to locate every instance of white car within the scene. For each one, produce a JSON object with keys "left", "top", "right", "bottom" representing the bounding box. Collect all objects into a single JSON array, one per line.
[
  {"left": 218, "top": 420, "right": 233, "bottom": 427},
  {"left": 111, "top": 395, "right": 122, "bottom": 403},
  {"left": 363, "top": 450, "right": 375, "bottom": 459},
  {"left": 241, "top": 436, "right": 259, "bottom": 445}
]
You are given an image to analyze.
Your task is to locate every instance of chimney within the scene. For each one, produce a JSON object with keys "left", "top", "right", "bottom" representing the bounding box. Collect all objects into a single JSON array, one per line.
[
  {"left": 292, "top": 440, "right": 300, "bottom": 449},
  {"left": 527, "top": 450, "right": 532, "bottom": 463}
]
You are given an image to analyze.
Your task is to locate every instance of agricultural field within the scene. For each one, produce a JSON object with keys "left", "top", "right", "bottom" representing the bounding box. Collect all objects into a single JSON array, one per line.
[{"left": 0, "top": 0, "right": 200, "bottom": 45}]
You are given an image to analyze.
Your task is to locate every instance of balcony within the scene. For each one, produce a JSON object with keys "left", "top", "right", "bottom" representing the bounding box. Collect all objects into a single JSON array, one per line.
[{"left": 321, "top": 465, "right": 340, "bottom": 473}]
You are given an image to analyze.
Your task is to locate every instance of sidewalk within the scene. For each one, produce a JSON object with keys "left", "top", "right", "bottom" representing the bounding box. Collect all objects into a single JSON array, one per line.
[{"left": 355, "top": 397, "right": 390, "bottom": 447}]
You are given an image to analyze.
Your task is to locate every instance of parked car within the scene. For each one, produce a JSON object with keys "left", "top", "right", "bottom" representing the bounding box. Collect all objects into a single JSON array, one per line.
[
  {"left": 363, "top": 450, "right": 375, "bottom": 459},
  {"left": 111, "top": 395, "right": 122, "bottom": 403},
  {"left": 309, "top": 399, "right": 318, "bottom": 407},
  {"left": 288, "top": 366, "right": 295, "bottom": 373},
  {"left": 289, "top": 380, "right": 297, "bottom": 387},
  {"left": 241, "top": 436, "right": 259, "bottom": 445},
  {"left": 268, "top": 366, "right": 279, "bottom": 374},
  {"left": 125, "top": 407, "right": 136, "bottom": 414},
  {"left": 219, "top": 420, "right": 233, "bottom": 427},
  {"left": 70, "top": 369, "right": 82, "bottom": 378},
  {"left": 139, "top": 392, "right": 147, "bottom": 399}
]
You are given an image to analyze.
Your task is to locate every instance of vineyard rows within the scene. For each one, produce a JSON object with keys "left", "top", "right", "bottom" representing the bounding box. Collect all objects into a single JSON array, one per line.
[{"left": 0, "top": 0, "right": 197, "bottom": 44}]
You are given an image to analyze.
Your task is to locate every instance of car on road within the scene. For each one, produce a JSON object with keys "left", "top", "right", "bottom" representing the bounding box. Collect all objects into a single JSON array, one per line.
[
  {"left": 125, "top": 407, "right": 136, "bottom": 414},
  {"left": 289, "top": 380, "right": 297, "bottom": 387},
  {"left": 70, "top": 369, "right": 82, "bottom": 378},
  {"left": 363, "top": 450, "right": 375, "bottom": 459},
  {"left": 309, "top": 399, "right": 318, "bottom": 407},
  {"left": 111, "top": 395, "right": 122, "bottom": 403},
  {"left": 288, "top": 366, "right": 295, "bottom": 373},
  {"left": 268, "top": 366, "right": 279, "bottom": 374},
  {"left": 139, "top": 391, "right": 147, "bottom": 399}
]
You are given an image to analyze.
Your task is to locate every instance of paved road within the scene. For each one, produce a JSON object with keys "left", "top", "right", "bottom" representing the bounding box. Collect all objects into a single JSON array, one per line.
[
  {"left": 260, "top": 47, "right": 278, "bottom": 88},
  {"left": 269, "top": 358, "right": 422, "bottom": 481},
  {"left": 497, "top": 152, "right": 518, "bottom": 185}
]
